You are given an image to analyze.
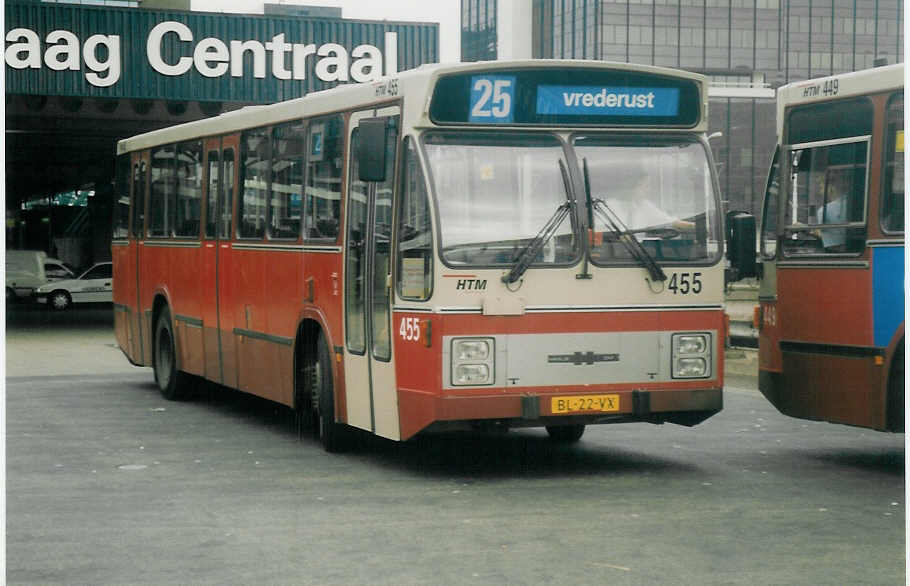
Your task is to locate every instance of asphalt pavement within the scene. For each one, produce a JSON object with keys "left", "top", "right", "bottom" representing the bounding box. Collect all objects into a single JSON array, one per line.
[{"left": 4, "top": 303, "right": 905, "bottom": 585}]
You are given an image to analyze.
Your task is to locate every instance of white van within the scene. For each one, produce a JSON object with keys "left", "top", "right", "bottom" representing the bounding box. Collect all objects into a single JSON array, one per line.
[{"left": 6, "top": 250, "right": 75, "bottom": 302}]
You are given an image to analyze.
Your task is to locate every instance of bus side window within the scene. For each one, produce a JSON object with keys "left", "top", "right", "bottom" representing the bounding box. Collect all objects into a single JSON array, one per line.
[
  {"left": 150, "top": 144, "right": 175, "bottom": 238},
  {"left": 240, "top": 127, "right": 269, "bottom": 239},
  {"left": 881, "top": 93, "right": 904, "bottom": 234},
  {"left": 270, "top": 120, "right": 305, "bottom": 240},
  {"left": 221, "top": 149, "right": 235, "bottom": 240},
  {"left": 174, "top": 140, "right": 203, "bottom": 238},
  {"left": 759, "top": 147, "right": 780, "bottom": 260},
  {"left": 205, "top": 150, "right": 219, "bottom": 239},
  {"left": 396, "top": 137, "right": 433, "bottom": 301},
  {"left": 132, "top": 159, "right": 147, "bottom": 238},
  {"left": 113, "top": 154, "right": 131, "bottom": 239},
  {"left": 305, "top": 115, "right": 343, "bottom": 241}
]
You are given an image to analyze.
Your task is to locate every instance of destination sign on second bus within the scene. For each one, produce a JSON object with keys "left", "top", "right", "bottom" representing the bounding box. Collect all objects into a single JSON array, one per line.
[{"left": 551, "top": 394, "right": 620, "bottom": 414}]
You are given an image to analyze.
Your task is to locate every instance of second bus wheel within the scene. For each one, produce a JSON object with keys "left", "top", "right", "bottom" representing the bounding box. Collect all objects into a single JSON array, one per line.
[
  {"left": 153, "top": 308, "right": 190, "bottom": 400},
  {"left": 545, "top": 424, "right": 586, "bottom": 443}
]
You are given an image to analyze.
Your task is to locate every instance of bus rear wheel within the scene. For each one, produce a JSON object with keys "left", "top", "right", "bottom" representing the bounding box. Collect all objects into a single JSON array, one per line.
[
  {"left": 546, "top": 424, "right": 586, "bottom": 443},
  {"left": 154, "top": 308, "right": 189, "bottom": 400}
]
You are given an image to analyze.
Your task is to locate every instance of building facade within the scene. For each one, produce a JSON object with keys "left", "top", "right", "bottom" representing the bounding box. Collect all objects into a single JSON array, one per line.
[{"left": 462, "top": 0, "right": 903, "bottom": 218}]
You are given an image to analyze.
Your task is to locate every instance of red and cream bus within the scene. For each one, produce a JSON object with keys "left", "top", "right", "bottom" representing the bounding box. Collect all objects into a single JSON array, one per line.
[
  {"left": 755, "top": 63, "right": 904, "bottom": 431},
  {"left": 112, "top": 60, "right": 755, "bottom": 451}
]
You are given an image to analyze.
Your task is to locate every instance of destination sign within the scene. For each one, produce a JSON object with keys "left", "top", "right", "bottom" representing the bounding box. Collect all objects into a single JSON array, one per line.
[
  {"left": 430, "top": 67, "right": 700, "bottom": 127},
  {"left": 536, "top": 85, "right": 680, "bottom": 117}
]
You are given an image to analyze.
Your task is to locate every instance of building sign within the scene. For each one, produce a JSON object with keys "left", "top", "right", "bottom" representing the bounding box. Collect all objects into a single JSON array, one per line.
[{"left": 3, "top": 2, "right": 436, "bottom": 103}]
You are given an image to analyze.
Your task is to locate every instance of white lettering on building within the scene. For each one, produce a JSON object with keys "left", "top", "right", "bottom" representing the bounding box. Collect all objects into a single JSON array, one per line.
[
  {"left": 5, "top": 27, "right": 121, "bottom": 87},
  {"left": 4, "top": 21, "right": 399, "bottom": 89},
  {"left": 146, "top": 21, "right": 396, "bottom": 83}
]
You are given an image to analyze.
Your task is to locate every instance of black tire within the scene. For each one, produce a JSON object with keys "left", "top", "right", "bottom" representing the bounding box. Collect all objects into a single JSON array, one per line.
[
  {"left": 153, "top": 307, "right": 189, "bottom": 400},
  {"left": 545, "top": 424, "right": 586, "bottom": 443},
  {"left": 887, "top": 342, "right": 904, "bottom": 432},
  {"left": 310, "top": 333, "right": 347, "bottom": 452},
  {"left": 48, "top": 290, "right": 71, "bottom": 311}
]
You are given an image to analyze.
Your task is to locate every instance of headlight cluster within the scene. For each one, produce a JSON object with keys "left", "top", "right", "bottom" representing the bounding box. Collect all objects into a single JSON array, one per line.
[
  {"left": 451, "top": 338, "right": 494, "bottom": 386},
  {"left": 672, "top": 333, "right": 711, "bottom": 379}
]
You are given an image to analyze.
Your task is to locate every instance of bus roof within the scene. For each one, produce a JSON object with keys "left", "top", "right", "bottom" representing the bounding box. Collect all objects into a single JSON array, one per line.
[
  {"left": 775, "top": 63, "right": 904, "bottom": 137},
  {"left": 117, "top": 59, "right": 709, "bottom": 154}
]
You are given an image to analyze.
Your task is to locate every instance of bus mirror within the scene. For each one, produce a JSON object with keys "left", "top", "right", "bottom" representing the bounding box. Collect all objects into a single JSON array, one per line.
[
  {"left": 358, "top": 118, "right": 388, "bottom": 182},
  {"left": 726, "top": 212, "right": 757, "bottom": 282}
]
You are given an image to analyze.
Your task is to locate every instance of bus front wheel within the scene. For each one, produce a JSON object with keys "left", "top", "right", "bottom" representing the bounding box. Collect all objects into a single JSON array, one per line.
[
  {"left": 546, "top": 424, "right": 586, "bottom": 443},
  {"left": 309, "top": 333, "right": 347, "bottom": 452},
  {"left": 154, "top": 308, "right": 189, "bottom": 400}
]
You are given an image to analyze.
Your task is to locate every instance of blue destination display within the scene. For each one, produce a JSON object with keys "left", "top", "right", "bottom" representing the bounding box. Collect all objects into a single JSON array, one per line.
[
  {"left": 536, "top": 85, "right": 680, "bottom": 117},
  {"left": 428, "top": 67, "right": 701, "bottom": 127}
]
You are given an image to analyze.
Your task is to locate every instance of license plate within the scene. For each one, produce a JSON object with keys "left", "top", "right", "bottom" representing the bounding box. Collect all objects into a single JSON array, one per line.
[{"left": 551, "top": 394, "right": 620, "bottom": 414}]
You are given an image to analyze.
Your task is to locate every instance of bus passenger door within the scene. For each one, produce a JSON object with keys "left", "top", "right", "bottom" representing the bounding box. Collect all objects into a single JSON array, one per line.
[
  {"left": 200, "top": 136, "right": 239, "bottom": 388},
  {"left": 201, "top": 138, "right": 222, "bottom": 383},
  {"left": 130, "top": 151, "right": 149, "bottom": 364},
  {"left": 343, "top": 108, "right": 401, "bottom": 440}
]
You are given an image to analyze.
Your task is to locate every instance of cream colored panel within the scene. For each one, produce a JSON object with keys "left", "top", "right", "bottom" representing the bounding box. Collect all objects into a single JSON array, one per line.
[{"left": 344, "top": 352, "right": 373, "bottom": 432}]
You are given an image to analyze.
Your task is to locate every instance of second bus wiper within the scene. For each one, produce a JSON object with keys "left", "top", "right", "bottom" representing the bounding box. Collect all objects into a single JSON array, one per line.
[{"left": 501, "top": 161, "right": 574, "bottom": 285}]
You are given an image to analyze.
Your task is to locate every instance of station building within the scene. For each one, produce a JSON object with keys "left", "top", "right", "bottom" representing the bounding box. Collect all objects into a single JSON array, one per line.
[
  {"left": 4, "top": 1, "right": 438, "bottom": 266},
  {"left": 462, "top": 0, "right": 904, "bottom": 218}
]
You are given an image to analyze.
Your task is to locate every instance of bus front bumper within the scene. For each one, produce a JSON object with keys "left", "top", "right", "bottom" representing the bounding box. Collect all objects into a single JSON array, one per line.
[{"left": 397, "top": 386, "right": 723, "bottom": 441}]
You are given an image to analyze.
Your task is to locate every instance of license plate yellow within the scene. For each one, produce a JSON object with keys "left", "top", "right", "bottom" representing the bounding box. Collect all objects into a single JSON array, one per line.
[{"left": 551, "top": 394, "right": 620, "bottom": 414}]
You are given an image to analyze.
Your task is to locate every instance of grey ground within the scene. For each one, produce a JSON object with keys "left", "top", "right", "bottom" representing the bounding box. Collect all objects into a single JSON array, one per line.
[{"left": 5, "top": 305, "right": 905, "bottom": 585}]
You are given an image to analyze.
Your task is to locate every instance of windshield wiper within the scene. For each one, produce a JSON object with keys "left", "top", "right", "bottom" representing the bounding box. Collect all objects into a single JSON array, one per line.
[
  {"left": 582, "top": 159, "right": 666, "bottom": 282},
  {"left": 501, "top": 161, "right": 574, "bottom": 285}
]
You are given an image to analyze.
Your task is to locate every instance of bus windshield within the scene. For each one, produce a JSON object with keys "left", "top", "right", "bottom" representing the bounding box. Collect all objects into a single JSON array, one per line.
[
  {"left": 576, "top": 135, "right": 719, "bottom": 264},
  {"left": 424, "top": 133, "right": 578, "bottom": 267}
]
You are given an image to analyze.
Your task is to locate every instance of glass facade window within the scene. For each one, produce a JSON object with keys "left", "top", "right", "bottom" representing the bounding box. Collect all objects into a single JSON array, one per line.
[{"left": 462, "top": 0, "right": 498, "bottom": 62}]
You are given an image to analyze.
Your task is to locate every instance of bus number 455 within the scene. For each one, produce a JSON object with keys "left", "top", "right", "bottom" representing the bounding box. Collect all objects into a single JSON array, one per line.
[
  {"left": 668, "top": 272, "right": 702, "bottom": 294},
  {"left": 400, "top": 317, "right": 421, "bottom": 341}
]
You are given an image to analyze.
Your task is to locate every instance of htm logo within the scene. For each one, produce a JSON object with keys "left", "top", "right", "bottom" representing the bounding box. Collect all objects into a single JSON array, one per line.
[{"left": 456, "top": 279, "right": 487, "bottom": 290}]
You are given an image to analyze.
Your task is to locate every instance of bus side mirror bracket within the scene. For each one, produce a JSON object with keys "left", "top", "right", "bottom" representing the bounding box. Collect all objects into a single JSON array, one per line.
[
  {"left": 358, "top": 118, "right": 388, "bottom": 182},
  {"left": 725, "top": 211, "right": 758, "bottom": 283}
]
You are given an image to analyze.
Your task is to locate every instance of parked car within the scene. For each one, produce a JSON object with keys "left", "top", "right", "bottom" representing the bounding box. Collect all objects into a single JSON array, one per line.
[
  {"left": 6, "top": 250, "right": 75, "bottom": 302},
  {"left": 35, "top": 262, "right": 113, "bottom": 310}
]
